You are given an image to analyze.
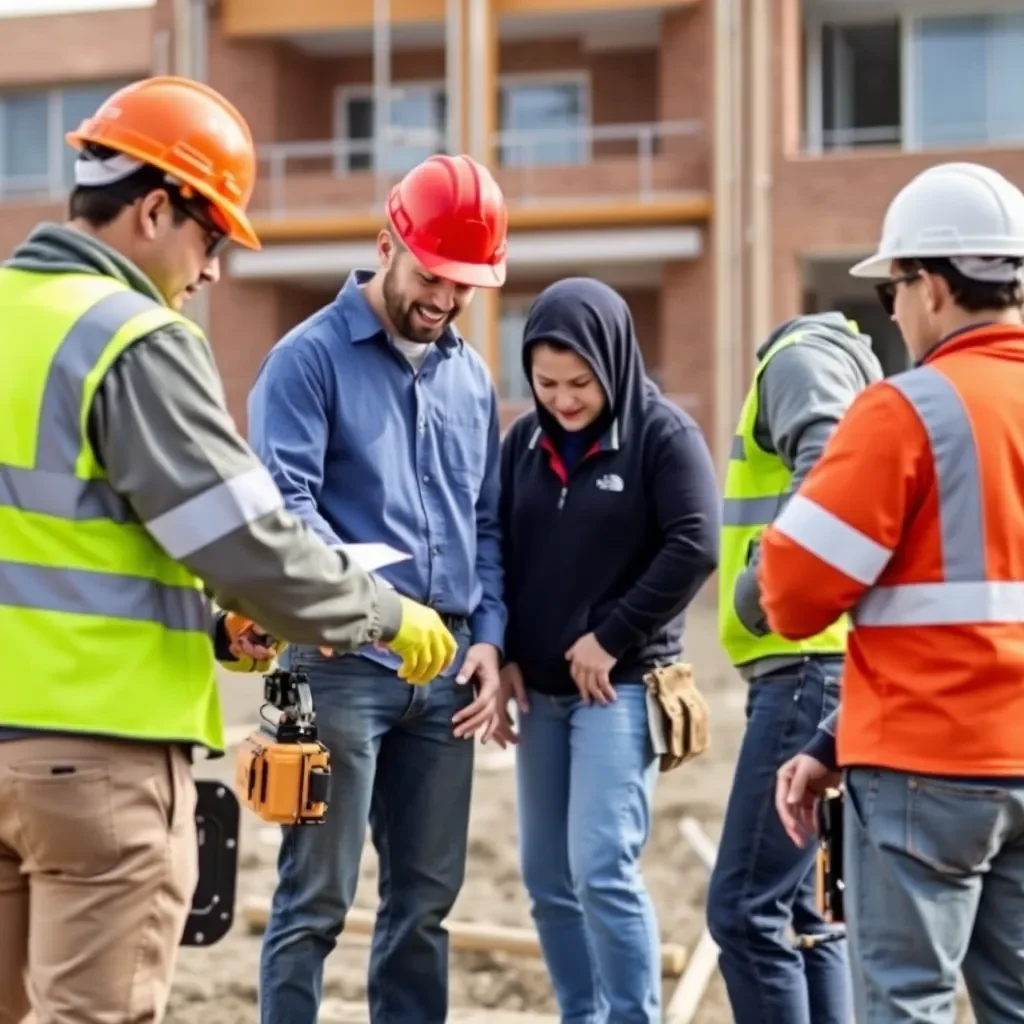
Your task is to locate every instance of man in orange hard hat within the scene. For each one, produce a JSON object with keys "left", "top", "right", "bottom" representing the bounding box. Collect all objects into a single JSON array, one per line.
[
  {"left": 249, "top": 153, "right": 508, "bottom": 1024},
  {"left": 0, "top": 77, "right": 459, "bottom": 1024}
]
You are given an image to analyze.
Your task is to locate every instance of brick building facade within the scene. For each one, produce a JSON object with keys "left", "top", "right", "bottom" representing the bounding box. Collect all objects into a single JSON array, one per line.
[{"left": 2, "top": 0, "right": 1022, "bottom": 467}]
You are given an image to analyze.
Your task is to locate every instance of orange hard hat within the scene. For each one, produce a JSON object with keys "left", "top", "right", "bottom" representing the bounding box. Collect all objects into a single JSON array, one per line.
[
  {"left": 386, "top": 154, "right": 508, "bottom": 288},
  {"left": 66, "top": 76, "right": 261, "bottom": 251}
]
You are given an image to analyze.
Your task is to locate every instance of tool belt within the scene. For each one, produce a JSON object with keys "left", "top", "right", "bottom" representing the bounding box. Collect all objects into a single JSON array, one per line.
[{"left": 643, "top": 662, "right": 710, "bottom": 772}]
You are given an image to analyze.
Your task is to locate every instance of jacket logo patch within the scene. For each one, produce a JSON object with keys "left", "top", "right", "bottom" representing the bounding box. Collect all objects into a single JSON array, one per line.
[{"left": 596, "top": 474, "right": 624, "bottom": 492}]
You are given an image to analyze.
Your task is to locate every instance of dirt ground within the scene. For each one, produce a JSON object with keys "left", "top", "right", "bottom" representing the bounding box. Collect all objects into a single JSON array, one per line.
[{"left": 168, "top": 594, "right": 974, "bottom": 1023}]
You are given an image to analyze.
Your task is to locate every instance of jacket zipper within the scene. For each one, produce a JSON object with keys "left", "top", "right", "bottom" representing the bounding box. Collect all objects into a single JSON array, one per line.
[{"left": 557, "top": 486, "right": 568, "bottom": 511}]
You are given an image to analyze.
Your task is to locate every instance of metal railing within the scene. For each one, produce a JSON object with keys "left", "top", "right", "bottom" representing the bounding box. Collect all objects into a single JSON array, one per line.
[
  {"left": 0, "top": 171, "right": 65, "bottom": 203},
  {"left": 491, "top": 120, "right": 703, "bottom": 204},
  {"left": 253, "top": 119, "right": 705, "bottom": 220}
]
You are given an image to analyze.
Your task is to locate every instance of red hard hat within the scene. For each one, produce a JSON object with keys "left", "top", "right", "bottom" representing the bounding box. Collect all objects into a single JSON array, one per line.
[{"left": 387, "top": 154, "right": 508, "bottom": 288}]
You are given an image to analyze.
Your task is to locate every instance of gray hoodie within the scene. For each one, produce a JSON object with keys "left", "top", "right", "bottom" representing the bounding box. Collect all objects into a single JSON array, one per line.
[
  {"left": 733, "top": 312, "right": 883, "bottom": 681},
  {"left": 1, "top": 224, "right": 403, "bottom": 734}
]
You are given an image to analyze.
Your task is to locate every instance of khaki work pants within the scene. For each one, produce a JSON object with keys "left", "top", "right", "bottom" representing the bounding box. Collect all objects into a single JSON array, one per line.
[{"left": 0, "top": 736, "right": 197, "bottom": 1024}]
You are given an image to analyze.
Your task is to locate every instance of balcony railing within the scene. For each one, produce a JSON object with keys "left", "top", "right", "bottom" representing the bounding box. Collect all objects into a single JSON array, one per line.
[{"left": 251, "top": 120, "right": 706, "bottom": 221}]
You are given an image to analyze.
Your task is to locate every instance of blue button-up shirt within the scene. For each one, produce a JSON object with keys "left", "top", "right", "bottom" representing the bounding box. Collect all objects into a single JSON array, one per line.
[{"left": 247, "top": 270, "right": 506, "bottom": 672}]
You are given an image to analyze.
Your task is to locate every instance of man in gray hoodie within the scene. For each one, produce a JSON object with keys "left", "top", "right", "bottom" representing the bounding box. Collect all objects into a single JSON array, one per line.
[{"left": 707, "top": 313, "right": 882, "bottom": 1024}]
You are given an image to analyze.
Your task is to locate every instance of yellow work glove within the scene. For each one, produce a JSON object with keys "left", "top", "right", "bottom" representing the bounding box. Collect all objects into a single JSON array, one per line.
[
  {"left": 220, "top": 612, "right": 286, "bottom": 674},
  {"left": 386, "top": 597, "right": 458, "bottom": 685}
]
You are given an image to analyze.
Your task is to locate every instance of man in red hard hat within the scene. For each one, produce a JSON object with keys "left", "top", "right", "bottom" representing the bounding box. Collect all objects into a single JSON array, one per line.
[{"left": 249, "top": 154, "right": 509, "bottom": 1024}]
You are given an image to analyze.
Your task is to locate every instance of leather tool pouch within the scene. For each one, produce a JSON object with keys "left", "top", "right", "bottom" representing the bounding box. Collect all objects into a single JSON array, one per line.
[{"left": 643, "top": 662, "right": 711, "bottom": 773}]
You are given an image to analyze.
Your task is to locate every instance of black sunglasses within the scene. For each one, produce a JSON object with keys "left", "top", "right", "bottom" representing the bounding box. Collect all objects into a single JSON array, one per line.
[
  {"left": 874, "top": 271, "right": 921, "bottom": 316},
  {"left": 169, "top": 190, "right": 230, "bottom": 260}
]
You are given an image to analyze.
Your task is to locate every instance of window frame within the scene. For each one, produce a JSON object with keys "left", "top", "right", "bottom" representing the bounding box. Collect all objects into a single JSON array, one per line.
[
  {"left": 0, "top": 80, "right": 134, "bottom": 201},
  {"left": 804, "top": 0, "right": 1024, "bottom": 154},
  {"left": 332, "top": 69, "right": 593, "bottom": 171},
  {"left": 333, "top": 78, "right": 448, "bottom": 174},
  {"left": 498, "top": 296, "right": 536, "bottom": 403},
  {"left": 496, "top": 69, "right": 593, "bottom": 166}
]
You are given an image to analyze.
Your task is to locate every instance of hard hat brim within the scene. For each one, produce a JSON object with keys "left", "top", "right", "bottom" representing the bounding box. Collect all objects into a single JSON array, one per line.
[
  {"left": 849, "top": 253, "right": 892, "bottom": 279},
  {"left": 407, "top": 241, "right": 507, "bottom": 288}
]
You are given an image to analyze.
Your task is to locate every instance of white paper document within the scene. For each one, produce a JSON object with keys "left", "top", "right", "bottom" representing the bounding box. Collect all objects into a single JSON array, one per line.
[{"left": 331, "top": 543, "right": 412, "bottom": 585}]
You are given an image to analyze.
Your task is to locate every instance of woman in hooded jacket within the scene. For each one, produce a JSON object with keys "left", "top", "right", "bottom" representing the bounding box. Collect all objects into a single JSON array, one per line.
[{"left": 494, "top": 277, "right": 720, "bottom": 1022}]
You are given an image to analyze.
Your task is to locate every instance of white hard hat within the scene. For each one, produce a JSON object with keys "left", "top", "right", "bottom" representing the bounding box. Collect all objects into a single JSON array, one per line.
[{"left": 850, "top": 162, "right": 1024, "bottom": 279}]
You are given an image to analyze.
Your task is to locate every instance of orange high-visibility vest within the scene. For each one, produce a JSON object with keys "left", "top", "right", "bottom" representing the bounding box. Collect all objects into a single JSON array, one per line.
[{"left": 759, "top": 323, "right": 1024, "bottom": 776}]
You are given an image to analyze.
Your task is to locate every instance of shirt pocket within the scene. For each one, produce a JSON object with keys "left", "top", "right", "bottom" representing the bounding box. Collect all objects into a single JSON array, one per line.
[{"left": 441, "top": 413, "right": 488, "bottom": 488}]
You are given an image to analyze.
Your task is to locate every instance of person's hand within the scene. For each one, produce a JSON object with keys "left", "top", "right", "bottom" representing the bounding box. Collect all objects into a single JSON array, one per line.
[
  {"left": 492, "top": 662, "right": 529, "bottom": 749},
  {"left": 565, "top": 632, "right": 617, "bottom": 706},
  {"left": 452, "top": 643, "right": 501, "bottom": 741},
  {"left": 221, "top": 612, "right": 283, "bottom": 673},
  {"left": 775, "top": 753, "right": 842, "bottom": 848},
  {"left": 385, "top": 596, "right": 457, "bottom": 685}
]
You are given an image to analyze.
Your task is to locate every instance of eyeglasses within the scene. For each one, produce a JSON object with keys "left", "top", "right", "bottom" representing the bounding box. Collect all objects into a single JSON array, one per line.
[
  {"left": 874, "top": 271, "right": 921, "bottom": 316},
  {"left": 169, "top": 190, "right": 231, "bottom": 260}
]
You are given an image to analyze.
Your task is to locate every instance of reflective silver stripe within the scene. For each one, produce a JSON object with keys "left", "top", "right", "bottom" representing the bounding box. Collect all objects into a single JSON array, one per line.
[
  {"left": 730, "top": 435, "right": 746, "bottom": 461},
  {"left": 857, "top": 581, "right": 1024, "bottom": 627},
  {"left": 0, "top": 560, "right": 209, "bottom": 633},
  {"left": 35, "top": 288, "right": 160, "bottom": 473},
  {"left": 1, "top": 289, "right": 156, "bottom": 523},
  {"left": 854, "top": 367, "right": 999, "bottom": 628},
  {"left": 774, "top": 494, "right": 892, "bottom": 586},
  {"left": 0, "top": 464, "right": 134, "bottom": 522},
  {"left": 887, "top": 368, "right": 986, "bottom": 581},
  {"left": 722, "top": 495, "right": 781, "bottom": 527},
  {"left": 145, "top": 464, "right": 285, "bottom": 560}
]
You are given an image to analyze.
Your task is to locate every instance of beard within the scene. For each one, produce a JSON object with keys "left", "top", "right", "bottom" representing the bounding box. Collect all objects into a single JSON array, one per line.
[{"left": 382, "top": 266, "right": 455, "bottom": 344}]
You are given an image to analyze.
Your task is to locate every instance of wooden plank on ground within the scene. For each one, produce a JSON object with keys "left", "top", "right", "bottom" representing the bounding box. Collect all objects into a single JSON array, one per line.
[{"left": 243, "top": 898, "right": 688, "bottom": 977}]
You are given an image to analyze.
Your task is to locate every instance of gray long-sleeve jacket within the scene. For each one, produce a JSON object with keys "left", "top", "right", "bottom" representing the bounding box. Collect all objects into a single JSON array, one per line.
[
  {"left": 733, "top": 312, "right": 883, "bottom": 681},
  {"left": 5, "top": 223, "right": 403, "bottom": 651}
]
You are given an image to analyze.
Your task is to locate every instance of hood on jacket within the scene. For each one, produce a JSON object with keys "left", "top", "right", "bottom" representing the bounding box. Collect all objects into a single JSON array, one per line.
[
  {"left": 756, "top": 311, "right": 874, "bottom": 363},
  {"left": 4, "top": 221, "right": 166, "bottom": 306},
  {"left": 521, "top": 277, "right": 651, "bottom": 442}
]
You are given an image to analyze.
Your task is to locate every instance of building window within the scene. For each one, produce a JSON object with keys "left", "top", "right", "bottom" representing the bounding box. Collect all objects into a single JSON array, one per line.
[
  {"left": 499, "top": 303, "right": 534, "bottom": 402},
  {"left": 912, "top": 14, "right": 1024, "bottom": 148},
  {"left": 339, "top": 85, "right": 447, "bottom": 174},
  {"left": 819, "top": 21, "right": 901, "bottom": 150},
  {"left": 0, "top": 81, "right": 131, "bottom": 199},
  {"left": 808, "top": 11, "right": 1024, "bottom": 152},
  {"left": 0, "top": 91, "right": 50, "bottom": 195},
  {"left": 335, "top": 76, "right": 590, "bottom": 173},
  {"left": 498, "top": 79, "right": 588, "bottom": 167}
]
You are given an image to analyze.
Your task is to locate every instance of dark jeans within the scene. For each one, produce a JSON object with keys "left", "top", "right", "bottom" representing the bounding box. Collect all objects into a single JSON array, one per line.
[
  {"left": 258, "top": 647, "right": 475, "bottom": 1024},
  {"left": 706, "top": 657, "right": 850, "bottom": 1024}
]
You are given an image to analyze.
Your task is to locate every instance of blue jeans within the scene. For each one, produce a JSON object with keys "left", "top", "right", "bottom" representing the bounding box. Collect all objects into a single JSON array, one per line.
[
  {"left": 706, "top": 657, "right": 850, "bottom": 1024},
  {"left": 258, "top": 648, "right": 475, "bottom": 1024},
  {"left": 516, "top": 684, "right": 660, "bottom": 1024},
  {"left": 845, "top": 767, "right": 1024, "bottom": 1024}
]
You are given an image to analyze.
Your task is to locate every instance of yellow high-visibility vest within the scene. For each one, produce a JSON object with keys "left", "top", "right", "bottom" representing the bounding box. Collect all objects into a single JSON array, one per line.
[
  {"left": 718, "top": 330, "right": 849, "bottom": 668},
  {"left": 0, "top": 267, "right": 223, "bottom": 751}
]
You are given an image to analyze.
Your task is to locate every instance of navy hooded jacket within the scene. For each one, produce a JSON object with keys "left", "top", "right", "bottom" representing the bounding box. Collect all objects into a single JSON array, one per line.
[{"left": 499, "top": 278, "right": 721, "bottom": 695}]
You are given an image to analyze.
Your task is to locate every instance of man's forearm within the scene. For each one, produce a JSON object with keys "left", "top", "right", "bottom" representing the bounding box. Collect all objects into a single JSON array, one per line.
[
  {"left": 89, "top": 324, "right": 402, "bottom": 649},
  {"left": 804, "top": 707, "right": 839, "bottom": 770}
]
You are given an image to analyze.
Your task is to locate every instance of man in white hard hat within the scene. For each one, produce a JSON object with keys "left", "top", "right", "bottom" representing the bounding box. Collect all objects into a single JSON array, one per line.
[{"left": 763, "top": 160, "right": 1024, "bottom": 1022}]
